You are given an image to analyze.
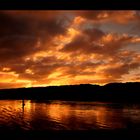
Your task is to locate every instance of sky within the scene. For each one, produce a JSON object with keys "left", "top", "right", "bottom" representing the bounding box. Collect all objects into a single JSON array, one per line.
[{"left": 0, "top": 10, "right": 140, "bottom": 89}]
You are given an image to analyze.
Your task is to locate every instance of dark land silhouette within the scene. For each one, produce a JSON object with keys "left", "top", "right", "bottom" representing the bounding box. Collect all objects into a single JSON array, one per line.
[{"left": 0, "top": 82, "right": 140, "bottom": 103}]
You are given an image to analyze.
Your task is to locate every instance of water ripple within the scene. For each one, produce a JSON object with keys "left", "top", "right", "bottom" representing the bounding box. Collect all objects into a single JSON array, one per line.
[{"left": 0, "top": 100, "right": 140, "bottom": 130}]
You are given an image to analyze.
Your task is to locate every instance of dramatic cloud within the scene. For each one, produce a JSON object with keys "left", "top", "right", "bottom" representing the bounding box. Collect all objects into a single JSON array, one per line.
[{"left": 0, "top": 10, "right": 140, "bottom": 89}]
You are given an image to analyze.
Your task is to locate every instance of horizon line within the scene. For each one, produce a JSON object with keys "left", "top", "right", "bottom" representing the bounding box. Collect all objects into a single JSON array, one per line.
[{"left": 0, "top": 81, "right": 140, "bottom": 90}]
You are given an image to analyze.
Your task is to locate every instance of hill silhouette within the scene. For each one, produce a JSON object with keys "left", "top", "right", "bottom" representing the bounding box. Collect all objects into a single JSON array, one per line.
[{"left": 0, "top": 82, "right": 140, "bottom": 103}]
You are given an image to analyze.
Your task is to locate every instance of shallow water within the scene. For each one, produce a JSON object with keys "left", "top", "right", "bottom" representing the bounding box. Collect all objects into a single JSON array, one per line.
[{"left": 0, "top": 100, "right": 140, "bottom": 130}]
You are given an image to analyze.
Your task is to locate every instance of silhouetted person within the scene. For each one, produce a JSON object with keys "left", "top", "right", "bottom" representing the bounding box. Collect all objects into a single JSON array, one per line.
[{"left": 22, "top": 99, "right": 25, "bottom": 109}]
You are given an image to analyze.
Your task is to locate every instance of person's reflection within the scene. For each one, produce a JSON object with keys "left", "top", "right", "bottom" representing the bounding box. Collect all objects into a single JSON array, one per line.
[{"left": 22, "top": 99, "right": 25, "bottom": 113}]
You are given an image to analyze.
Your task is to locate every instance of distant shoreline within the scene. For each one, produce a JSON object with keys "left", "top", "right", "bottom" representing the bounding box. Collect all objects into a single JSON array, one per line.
[{"left": 0, "top": 82, "right": 140, "bottom": 103}]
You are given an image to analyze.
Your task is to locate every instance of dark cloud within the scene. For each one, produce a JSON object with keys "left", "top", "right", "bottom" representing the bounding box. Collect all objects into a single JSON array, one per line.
[
  {"left": 83, "top": 28, "right": 105, "bottom": 41},
  {"left": 0, "top": 36, "right": 39, "bottom": 62},
  {"left": 60, "top": 27, "right": 105, "bottom": 53},
  {"left": 61, "top": 35, "right": 87, "bottom": 52},
  {"left": 0, "top": 11, "right": 71, "bottom": 63},
  {"left": 60, "top": 30, "right": 136, "bottom": 56}
]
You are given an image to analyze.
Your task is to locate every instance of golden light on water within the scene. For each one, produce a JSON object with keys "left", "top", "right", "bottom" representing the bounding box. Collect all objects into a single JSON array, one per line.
[{"left": 0, "top": 100, "right": 140, "bottom": 130}]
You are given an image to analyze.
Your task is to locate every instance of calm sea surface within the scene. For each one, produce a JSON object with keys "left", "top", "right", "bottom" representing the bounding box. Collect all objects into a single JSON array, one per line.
[{"left": 0, "top": 100, "right": 140, "bottom": 130}]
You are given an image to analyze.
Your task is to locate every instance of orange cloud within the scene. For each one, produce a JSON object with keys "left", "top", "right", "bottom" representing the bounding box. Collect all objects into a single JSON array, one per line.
[{"left": 0, "top": 10, "right": 140, "bottom": 88}]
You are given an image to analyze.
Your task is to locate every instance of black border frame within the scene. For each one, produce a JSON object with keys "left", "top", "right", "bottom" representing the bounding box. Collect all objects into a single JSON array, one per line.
[{"left": 0, "top": 0, "right": 140, "bottom": 10}]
